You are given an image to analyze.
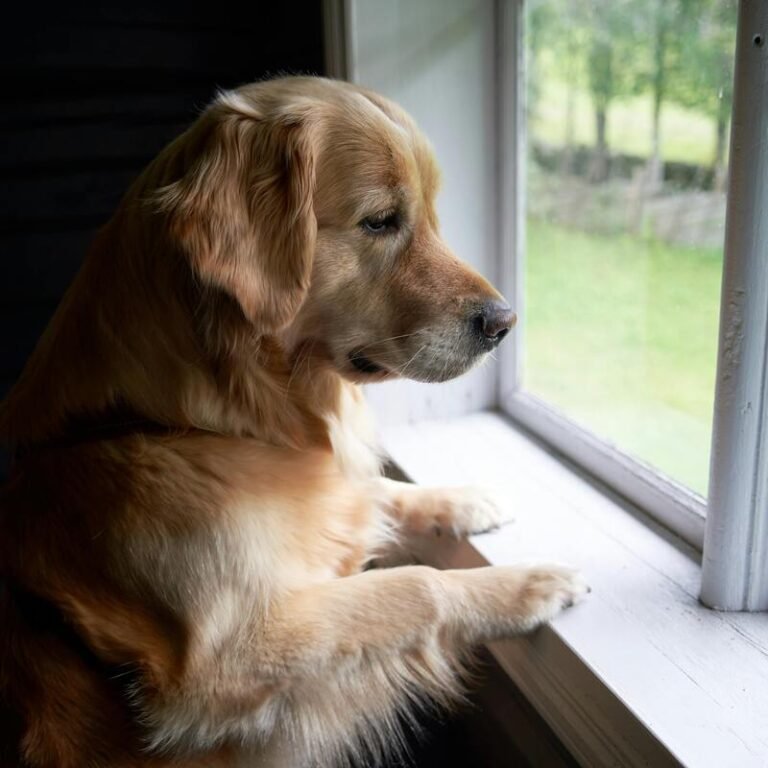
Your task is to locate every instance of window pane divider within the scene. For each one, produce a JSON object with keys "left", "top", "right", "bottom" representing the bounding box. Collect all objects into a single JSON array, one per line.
[
  {"left": 503, "top": 390, "right": 707, "bottom": 548},
  {"left": 701, "top": 0, "right": 768, "bottom": 612},
  {"left": 496, "top": 0, "right": 525, "bottom": 396}
]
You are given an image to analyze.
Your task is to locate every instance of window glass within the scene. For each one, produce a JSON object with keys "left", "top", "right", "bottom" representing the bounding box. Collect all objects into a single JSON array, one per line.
[{"left": 523, "top": 0, "right": 737, "bottom": 495}]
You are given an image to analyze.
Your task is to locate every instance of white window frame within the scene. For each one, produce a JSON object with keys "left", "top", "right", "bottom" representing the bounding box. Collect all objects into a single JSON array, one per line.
[
  {"left": 700, "top": 0, "right": 768, "bottom": 611},
  {"left": 497, "top": 0, "right": 768, "bottom": 610}
]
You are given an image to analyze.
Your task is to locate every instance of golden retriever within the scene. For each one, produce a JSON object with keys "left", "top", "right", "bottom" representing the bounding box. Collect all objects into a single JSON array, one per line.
[{"left": 0, "top": 77, "right": 587, "bottom": 768}]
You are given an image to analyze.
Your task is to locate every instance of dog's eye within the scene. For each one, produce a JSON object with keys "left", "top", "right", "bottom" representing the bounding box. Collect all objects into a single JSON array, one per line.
[{"left": 360, "top": 211, "right": 399, "bottom": 235}]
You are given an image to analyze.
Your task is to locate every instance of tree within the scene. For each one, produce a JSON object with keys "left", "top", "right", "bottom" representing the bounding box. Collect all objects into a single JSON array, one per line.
[
  {"left": 578, "top": 0, "right": 645, "bottom": 180},
  {"left": 527, "top": 0, "right": 589, "bottom": 172},
  {"left": 645, "top": 0, "right": 686, "bottom": 182},
  {"left": 672, "top": 0, "right": 737, "bottom": 187}
]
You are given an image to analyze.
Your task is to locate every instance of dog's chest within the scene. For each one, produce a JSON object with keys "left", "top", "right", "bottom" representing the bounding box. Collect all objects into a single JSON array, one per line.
[
  {"left": 325, "top": 384, "right": 383, "bottom": 482},
  {"left": 227, "top": 389, "right": 389, "bottom": 587},
  {"left": 262, "top": 468, "right": 389, "bottom": 586},
  {"left": 312, "top": 387, "right": 390, "bottom": 578}
]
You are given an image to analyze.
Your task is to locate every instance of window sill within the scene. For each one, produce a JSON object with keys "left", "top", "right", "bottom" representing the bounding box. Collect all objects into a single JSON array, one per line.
[{"left": 380, "top": 411, "right": 768, "bottom": 768}]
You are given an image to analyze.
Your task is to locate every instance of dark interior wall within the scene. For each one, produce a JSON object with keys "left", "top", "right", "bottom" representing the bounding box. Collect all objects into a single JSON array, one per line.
[{"left": 0, "top": 3, "right": 325, "bottom": 398}]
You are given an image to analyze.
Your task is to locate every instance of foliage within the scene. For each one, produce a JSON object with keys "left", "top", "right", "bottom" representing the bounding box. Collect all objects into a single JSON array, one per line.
[
  {"left": 671, "top": 0, "right": 736, "bottom": 122},
  {"left": 526, "top": 0, "right": 738, "bottom": 167},
  {"left": 530, "top": 73, "right": 719, "bottom": 166}
]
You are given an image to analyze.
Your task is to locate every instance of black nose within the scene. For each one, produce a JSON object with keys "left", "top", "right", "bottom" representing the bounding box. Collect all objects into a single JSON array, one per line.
[{"left": 476, "top": 301, "right": 516, "bottom": 346}]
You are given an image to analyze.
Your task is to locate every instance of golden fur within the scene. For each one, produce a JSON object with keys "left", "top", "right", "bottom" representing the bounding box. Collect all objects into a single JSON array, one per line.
[{"left": 0, "top": 77, "right": 586, "bottom": 767}]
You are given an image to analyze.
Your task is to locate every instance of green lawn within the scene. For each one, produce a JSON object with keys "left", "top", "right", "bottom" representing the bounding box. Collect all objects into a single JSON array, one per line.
[
  {"left": 530, "top": 60, "right": 724, "bottom": 167},
  {"left": 524, "top": 217, "right": 723, "bottom": 495}
]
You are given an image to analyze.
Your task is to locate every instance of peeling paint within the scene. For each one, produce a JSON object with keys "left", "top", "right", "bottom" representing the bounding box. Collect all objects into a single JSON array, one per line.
[{"left": 722, "top": 288, "right": 746, "bottom": 378}]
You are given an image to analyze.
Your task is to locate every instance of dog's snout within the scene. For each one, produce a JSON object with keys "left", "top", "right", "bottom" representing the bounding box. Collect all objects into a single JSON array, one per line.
[{"left": 475, "top": 301, "right": 516, "bottom": 346}]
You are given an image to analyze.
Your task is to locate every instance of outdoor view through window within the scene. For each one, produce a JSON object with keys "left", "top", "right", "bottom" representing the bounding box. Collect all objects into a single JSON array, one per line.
[{"left": 523, "top": 0, "right": 737, "bottom": 496}]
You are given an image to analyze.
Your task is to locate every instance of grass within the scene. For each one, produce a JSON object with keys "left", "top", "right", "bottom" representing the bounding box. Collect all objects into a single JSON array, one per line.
[
  {"left": 530, "top": 58, "right": 724, "bottom": 167},
  {"left": 523, "top": 217, "right": 723, "bottom": 495}
]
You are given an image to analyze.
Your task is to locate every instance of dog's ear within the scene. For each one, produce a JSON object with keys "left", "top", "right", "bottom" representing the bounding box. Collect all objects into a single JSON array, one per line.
[{"left": 157, "top": 96, "right": 317, "bottom": 334}]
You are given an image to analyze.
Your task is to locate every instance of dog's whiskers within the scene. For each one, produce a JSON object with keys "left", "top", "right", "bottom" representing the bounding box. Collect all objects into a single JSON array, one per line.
[
  {"left": 352, "top": 331, "right": 421, "bottom": 356},
  {"left": 392, "top": 342, "right": 429, "bottom": 379}
]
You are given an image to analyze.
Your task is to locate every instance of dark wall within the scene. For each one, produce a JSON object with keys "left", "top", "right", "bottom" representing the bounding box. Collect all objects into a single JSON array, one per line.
[{"left": 0, "top": 3, "right": 325, "bottom": 397}]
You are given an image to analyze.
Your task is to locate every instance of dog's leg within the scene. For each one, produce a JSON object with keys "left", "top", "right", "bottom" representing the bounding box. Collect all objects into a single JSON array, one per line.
[
  {"left": 249, "top": 563, "right": 588, "bottom": 766},
  {"left": 138, "top": 563, "right": 586, "bottom": 762},
  {"left": 269, "top": 563, "right": 587, "bottom": 663},
  {"left": 378, "top": 477, "right": 513, "bottom": 538}
]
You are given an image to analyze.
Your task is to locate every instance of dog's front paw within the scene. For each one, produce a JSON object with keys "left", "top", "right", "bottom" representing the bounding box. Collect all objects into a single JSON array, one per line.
[
  {"left": 436, "top": 486, "right": 513, "bottom": 537},
  {"left": 511, "top": 564, "right": 590, "bottom": 630}
]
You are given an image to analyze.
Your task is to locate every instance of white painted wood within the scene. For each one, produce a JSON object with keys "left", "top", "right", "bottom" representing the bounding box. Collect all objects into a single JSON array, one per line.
[
  {"left": 701, "top": 0, "right": 768, "bottom": 612},
  {"left": 497, "top": 0, "right": 525, "bottom": 397},
  {"left": 346, "top": 0, "right": 501, "bottom": 425},
  {"left": 381, "top": 413, "right": 768, "bottom": 768},
  {"left": 504, "top": 390, "right": 707, "bottom": 549}
]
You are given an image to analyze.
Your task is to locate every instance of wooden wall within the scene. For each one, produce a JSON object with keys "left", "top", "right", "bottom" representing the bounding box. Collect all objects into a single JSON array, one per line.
[{"left": 0, "top": 4, "right": 324, "bottom": 397}]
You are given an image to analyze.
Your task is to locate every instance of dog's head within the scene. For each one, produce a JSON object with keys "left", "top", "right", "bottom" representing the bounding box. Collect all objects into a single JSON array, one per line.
[{"left": 159, "top": 77, "right": 514, "bottom": 384}]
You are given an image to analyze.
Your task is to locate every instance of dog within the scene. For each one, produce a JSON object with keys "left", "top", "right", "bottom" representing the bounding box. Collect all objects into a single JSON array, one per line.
[{"left": 0, "top": 77, "right": 587, "bottom": 767}]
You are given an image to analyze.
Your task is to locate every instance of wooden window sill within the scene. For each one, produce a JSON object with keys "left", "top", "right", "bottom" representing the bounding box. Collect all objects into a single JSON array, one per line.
[{"left": 381, "top": 411, "right": 768, "bottom": 768}]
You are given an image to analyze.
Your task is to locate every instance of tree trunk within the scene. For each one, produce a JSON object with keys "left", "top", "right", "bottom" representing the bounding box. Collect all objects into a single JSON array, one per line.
[
  {"left": 560, "top": 32, "right": 579, "bottom": 177},
  {"left": 557, "top": 83, "right": 577, "bottom": 177},
  {"left": 714, "top": 115, "right": 728, "bottom": 191},
  {"left": 591, "top": 107, "right": 609, "bottom": 182},
  {"left": 649, "top": 5, "right": 666, "bottom": 189},
  {"left": 648, "top": 88, "right": 664, "bottom": 188}
]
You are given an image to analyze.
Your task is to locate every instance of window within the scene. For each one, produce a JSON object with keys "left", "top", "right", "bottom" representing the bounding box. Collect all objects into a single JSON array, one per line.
[
  {"left": 522, "top": 0, "right": 736, "bottom": 496},
  {"left": 500, "top": 0, "right": 739, "bottom": 546},
  {"left": 522, "top": 0, "right": 736, "bottom": 497},
  {"left": 499, "top": 0, "right": 768, "bottom": 609}
]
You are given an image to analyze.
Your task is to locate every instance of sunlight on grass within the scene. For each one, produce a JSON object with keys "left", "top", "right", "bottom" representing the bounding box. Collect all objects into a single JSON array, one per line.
[
  {"left": 523, "top": 218, "right": 722, "bottom": 494},
  {"left": 531, "top": 62, "right": 721, "bottom": 167}
]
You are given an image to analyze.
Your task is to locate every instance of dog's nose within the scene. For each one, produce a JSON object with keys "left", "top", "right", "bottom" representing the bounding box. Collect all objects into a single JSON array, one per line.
[{"left": 477, "top": 301, "right": 516, "bottom": 345}]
